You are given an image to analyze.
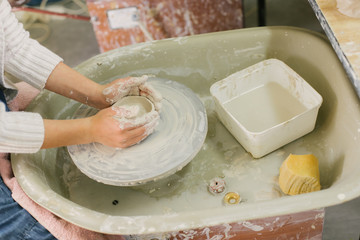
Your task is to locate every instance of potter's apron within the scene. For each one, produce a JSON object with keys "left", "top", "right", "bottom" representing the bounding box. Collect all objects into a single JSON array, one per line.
[{"left": 0, "top": 88, "right": 9, "bottom": 111}]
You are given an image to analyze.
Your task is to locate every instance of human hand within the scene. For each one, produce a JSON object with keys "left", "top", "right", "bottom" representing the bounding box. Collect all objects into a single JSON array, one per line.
[
  {"left": 102, "top": 75, "right": 163, "bottom": 111},
  {"left": 89, "top": 105, "right": 159, "bottom": 148}
]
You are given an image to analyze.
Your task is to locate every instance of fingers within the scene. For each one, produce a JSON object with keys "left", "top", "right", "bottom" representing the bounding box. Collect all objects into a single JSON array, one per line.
[
  {"left": 117, "top": 126, "right": 147, "bottom": 148},
  {"left": 116, "top": 110, "right": 160, "bottom": 130},
  {"left": 92, "top": 105, "right": 160, "bottom": 148},
  {"left": 139, "top": 82, "right": 163, "bottom": 111},
  {"left": 102, "top": 75, "right": 148, "bottom": 104},
  {"left": 111, "top": 105, "right": 140, "bottom": 119},
  {"left": 143, "top": 113, "right": 160, "bottom": 135},
  {"left": 128, "top": 86, "right": 140, "bottom": 96},
  {"left": 98, "top": 74, "right": 163, "bottom": 148},
  {"left": 121, "top": 75, "right": 148, "bottom": 89},
  {"left": 102, "top": 75, "right": 163, "bottom": 112},
  {"left": 115, "top": 111, "right": 160, "bottom": 148},
  {"left": 139, "top": 82, "right": 162, "bottom": 102}
]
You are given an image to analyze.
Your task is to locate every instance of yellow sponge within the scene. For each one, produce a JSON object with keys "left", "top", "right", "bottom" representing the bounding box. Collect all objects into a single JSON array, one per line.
[{"left": 279, "top": 154, "right": 321, "bottom": 195}]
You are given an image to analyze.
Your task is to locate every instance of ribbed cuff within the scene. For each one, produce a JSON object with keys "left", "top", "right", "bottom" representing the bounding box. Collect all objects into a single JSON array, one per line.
[
  {"left": 5, "top": 39, "right": 63, "bottom": 90},
  {"left": 0, "top": 105, "right": 44, "bottom": 153}
]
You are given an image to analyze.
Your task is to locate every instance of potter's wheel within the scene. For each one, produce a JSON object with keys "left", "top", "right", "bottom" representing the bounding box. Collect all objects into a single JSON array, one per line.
[{"left": 67, "top": 78, "right": 208, "bottom": 186}]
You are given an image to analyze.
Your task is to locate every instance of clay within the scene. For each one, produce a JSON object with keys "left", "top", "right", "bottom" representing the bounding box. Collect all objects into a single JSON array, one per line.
[
  {"left": 113, "top": 95, "right": 154, "bottom": 117},
  {"left": 67, "top": 78, "right": 207, "bottom": 186},
  {"left": 112, "top": 96, "right": 159, "bottom": 135}
]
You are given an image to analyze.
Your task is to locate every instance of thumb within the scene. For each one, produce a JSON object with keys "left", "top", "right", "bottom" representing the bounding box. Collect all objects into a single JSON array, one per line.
[
  {"left": 115, "top": 110, "right": 160, "bottom": 130},
  {"left": 111, "top": 105, "right": 140, "bottom": 119},
  {"left": 123, "top": 75, "right": 148, "bottom": 89}
]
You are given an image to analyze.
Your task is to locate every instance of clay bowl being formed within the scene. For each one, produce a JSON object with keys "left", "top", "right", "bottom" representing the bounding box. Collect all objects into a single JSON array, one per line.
[{"left": 113, "top": 95, "right": 155, "bottom": 118}]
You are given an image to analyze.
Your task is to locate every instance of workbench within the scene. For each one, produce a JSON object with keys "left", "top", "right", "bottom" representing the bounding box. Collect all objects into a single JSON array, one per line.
[{"left": 309, "top": 0, "right": 360, "bottom": 97}]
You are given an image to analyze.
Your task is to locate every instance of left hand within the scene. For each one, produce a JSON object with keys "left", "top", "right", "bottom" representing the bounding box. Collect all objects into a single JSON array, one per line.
[{"left": 101, "top": 75, "right": 162, "bottom": 111}]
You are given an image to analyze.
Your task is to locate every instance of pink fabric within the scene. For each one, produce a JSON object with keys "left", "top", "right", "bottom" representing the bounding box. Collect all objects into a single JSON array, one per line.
[{"left": 1, "top": 82, "right": 125, "bottom": 240}]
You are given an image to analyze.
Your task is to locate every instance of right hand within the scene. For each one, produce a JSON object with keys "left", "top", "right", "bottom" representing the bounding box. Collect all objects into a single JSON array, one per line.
[
  {"left": 88, "top": 106, "right": 159, "bottom": 148},
  {"left": 101, "top": 75, "right": 163, "bottom": 111}
]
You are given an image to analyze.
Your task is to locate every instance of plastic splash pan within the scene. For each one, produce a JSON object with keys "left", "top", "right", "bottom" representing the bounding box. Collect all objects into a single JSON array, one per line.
[{"left": 12, "top": 26, "right": 360, "bottom": 235}]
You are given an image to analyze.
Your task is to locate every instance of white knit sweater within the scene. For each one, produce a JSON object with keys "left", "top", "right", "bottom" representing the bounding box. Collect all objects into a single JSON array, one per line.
[{"left": 0, "top": 0, "right": 63, "bottom": 153}]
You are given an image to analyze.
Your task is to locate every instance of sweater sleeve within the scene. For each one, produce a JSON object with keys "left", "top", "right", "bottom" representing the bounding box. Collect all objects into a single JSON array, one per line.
[
  {"left": 0, "top": 103, "right": 44, "bottom": 153},
  {"left": 1, "top": 0, "right": 63, "bottom": 90}
]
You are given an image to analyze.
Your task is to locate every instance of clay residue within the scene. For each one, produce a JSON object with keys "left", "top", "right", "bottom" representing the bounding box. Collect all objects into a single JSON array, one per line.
[
  {"left": 67, "top": 78, "right": 207, "bottom": 186},
  {"left": 337, "top": 0, "right": 360, "bottom": 18}
]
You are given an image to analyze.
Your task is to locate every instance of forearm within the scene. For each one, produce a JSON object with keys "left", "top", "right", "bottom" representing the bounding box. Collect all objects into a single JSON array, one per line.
[
  {"left": 45, "top": 62, "right": 109, "bottom": 109},
  {"left": 41, "top": 118, "right": 93, "bottom": 149},
  {"left": 41, "top": 107, "right": 152, "bottom": 149}
]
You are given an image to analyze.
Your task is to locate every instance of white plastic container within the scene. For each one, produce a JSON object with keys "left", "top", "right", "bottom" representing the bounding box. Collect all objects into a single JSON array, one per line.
[{"left": 210, "top": 59, "right": 323, "bottom": 158}]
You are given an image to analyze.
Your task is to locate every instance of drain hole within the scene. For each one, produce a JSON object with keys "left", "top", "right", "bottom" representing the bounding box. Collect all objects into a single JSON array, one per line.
[{"left": 112, "top": 200, "right": 119, "bottom": 205}]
